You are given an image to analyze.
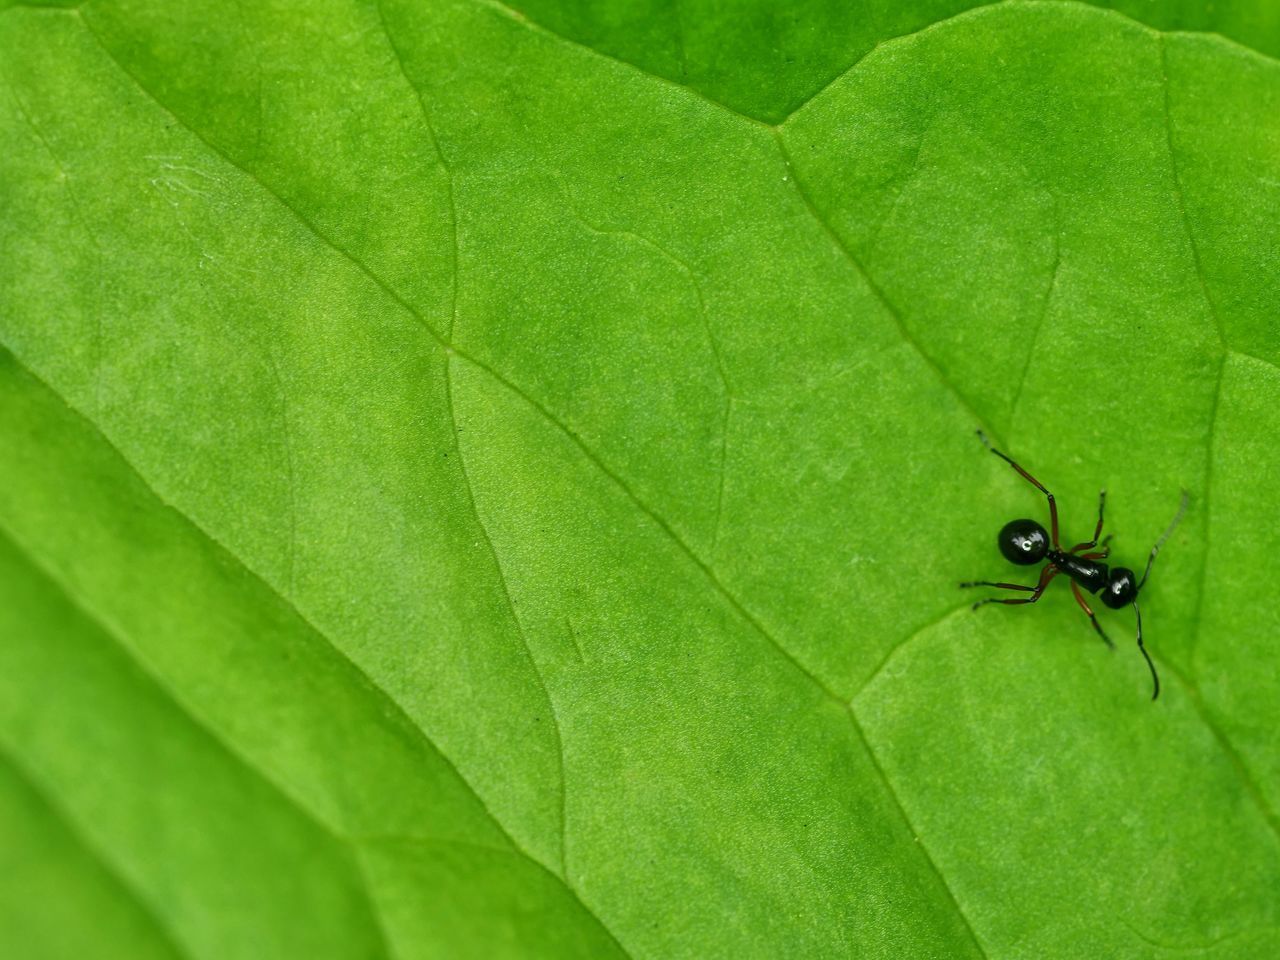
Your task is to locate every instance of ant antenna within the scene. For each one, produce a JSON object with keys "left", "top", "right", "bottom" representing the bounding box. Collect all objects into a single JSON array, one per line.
[
  {"left": 1133, "top": 601, "right": 1159, "bottom": 700},
  {"left": 1139, "top": 490, "right": 1190, "bottom": 589}
]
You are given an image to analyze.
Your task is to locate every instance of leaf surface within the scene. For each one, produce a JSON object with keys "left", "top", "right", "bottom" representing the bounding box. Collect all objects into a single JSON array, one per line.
[{"left": 1, "top": 1, "right": 1278, "bottom": 957}]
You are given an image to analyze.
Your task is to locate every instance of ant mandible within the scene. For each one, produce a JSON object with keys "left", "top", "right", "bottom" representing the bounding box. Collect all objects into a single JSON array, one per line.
[{"left": 960, "top": 431, "right": 1188, "bottom": 700}]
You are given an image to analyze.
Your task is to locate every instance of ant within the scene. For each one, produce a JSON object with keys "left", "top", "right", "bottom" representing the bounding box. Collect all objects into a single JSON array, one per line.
[{"left": 960, "top": 431, "right": 1188, "bottom": 700}]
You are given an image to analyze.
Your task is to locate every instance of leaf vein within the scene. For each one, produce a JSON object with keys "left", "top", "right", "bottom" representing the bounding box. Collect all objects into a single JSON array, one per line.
[
  {"left": 855, "top": 603, "right": 972, "bottom": 698},
  {"left": 467, "top": 0, "right": 771, "bottom": 131},
  {"left": 1159, "top": 34, "right": 1226, "bottom": 350},
  {"left": 773, "top": 128, "right": 1003, "bottom": 445},
  {"left": 844, "top": 703, "right": 991, "bottom": 958},
  {"left": 781, "top": 0, "right": 1280, "bottom": 126},
  {"left": 1009, "top": 204, "right": 1061, "bottom": 427},
  {"left": 551, "top": 176, "right": 734, "bottom": 551},
  {"left": 1230, "top": 349, "right": 1280, "bottom": 379},
  {"left": 1155, "top": 662, "right": 1280, "bottom": 843},
  {"left": 442, "top": 354, "right": 574, "bottom": 890},
  {"left": 374, "top": 0, "right": 460, "bottom": 338}
]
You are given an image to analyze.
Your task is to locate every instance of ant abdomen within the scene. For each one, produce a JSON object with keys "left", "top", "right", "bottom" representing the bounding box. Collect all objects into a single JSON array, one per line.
[{"left": 998, "top": 518, "right": 1049, "bottom": 565}]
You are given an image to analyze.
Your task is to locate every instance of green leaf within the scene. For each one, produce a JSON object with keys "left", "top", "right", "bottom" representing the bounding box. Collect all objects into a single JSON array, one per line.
[{"left": 2, "top": 1, "right": 1278, "bottom": 957}]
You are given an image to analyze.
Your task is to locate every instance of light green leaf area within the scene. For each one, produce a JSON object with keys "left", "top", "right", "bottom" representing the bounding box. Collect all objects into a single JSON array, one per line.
[{"left": 1, "top": 0, "right": 1278, "bottom": 957}]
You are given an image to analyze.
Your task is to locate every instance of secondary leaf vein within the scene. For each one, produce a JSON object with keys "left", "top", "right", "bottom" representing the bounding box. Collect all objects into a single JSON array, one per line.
[
  {"left": 844, "top": 703, "right": 991, "bottom": 958},
  {"left": 375, "top": 0, "right": 460, "bottom": 339},
  {"left": 552, "top": 176, "right": 734, "bottom": 551},
  {"left": 774, "top": 128, "right": 1004, "bottom": 445},
  {"left": 468, "top": 0, "right": 771, "bottom": 131},
  {"left": 442, "top": 352, "right": 571, "bottom": 886}
]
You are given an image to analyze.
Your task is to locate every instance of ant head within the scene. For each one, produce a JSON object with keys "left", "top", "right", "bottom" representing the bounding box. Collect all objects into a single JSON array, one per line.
[
  {"left": 1101, "top": 567, "right": 1138, "bottom": 609},
  {"left": 998, "top": 519, "right": 1049, "bottom": 566}
]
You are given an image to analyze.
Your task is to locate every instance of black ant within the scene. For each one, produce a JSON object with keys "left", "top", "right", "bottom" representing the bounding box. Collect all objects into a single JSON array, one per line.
[{"left": 960, "top": 431, "right": 1188, "bottom": 700}]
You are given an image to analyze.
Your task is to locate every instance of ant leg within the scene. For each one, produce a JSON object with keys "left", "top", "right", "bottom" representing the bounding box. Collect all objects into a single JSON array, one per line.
[
  {"left": 958, "top": 580, "right": 1035, "bottom": 591},
  {"left": 1079, "top": 535, "right": 1114, "bottom": 560},
  {"left": 1070, "top": 490, "right": 1107, "bottom": 552},
  {"left": 977, "top": 430, "right": 1060, "bottom": 547},
  {"left": 1070, "top": 582, "right": 1114, "bottom": 649},
  {"left": 1134, "top": 600, "right": 1159, "bottom": 700},
  {"left": 971, "top": 566, "right": 1059, "bottom": 611},
  {"left": 1079, "top": 537, "right": 1113, "bottom": 558}
]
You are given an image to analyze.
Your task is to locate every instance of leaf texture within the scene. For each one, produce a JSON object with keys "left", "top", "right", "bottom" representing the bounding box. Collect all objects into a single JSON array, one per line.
[{"left": 1, "top": 1, "right": 1278, "bottom": 957}]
